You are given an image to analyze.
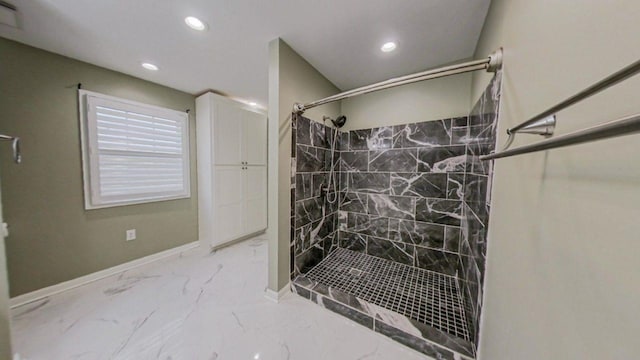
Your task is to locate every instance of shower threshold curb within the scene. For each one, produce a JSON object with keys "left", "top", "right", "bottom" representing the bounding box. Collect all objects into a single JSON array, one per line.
[{"left": 292, "top": 274, "right": 475, "bottom": 360}]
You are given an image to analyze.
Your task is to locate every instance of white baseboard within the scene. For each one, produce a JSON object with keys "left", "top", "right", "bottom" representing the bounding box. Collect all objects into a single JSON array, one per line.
[
  {"left": 210, "top": 229, "right": 267, "bottom": 251},
  {"left": 264, "top": 283, "right": 290, "bottom": 303},
  {"left": 10, "top": 241, "right": 201, "bottom": 309}
]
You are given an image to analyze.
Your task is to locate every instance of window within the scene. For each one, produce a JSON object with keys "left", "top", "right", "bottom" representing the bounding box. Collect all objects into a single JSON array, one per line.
[{"left": 79, "top": 90, "right": 190, "bottom": 209}]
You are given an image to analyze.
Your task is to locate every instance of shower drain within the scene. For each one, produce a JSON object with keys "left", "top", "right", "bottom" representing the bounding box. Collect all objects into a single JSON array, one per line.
[{"left": 348, "top": 268, "right": 363, "bottom": 277}]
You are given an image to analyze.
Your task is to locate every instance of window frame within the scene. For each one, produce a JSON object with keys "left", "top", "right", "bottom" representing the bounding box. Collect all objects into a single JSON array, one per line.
[{"left": 78, "top": 90, "right": 191, "bottom": 210}]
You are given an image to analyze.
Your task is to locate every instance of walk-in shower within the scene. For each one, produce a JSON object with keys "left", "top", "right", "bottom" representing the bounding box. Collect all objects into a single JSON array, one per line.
[{"left": 290, "top": 51, "right": 502, "bottom": 359}]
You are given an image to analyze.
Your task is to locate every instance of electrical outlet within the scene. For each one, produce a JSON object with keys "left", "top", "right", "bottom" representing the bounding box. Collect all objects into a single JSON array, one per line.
[{"left": 126, "top": 229, "right": 136, "bottom": 241}]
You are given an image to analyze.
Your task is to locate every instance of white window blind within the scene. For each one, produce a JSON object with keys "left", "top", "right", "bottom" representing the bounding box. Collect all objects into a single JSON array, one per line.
[{"left": 79, "top": 90, "right": 190, "bottom": 209}]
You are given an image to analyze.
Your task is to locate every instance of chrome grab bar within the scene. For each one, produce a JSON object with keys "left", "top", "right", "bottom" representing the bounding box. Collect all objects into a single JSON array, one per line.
[{"left": 0, "top": 134, "right": 21, "bottom": 164}]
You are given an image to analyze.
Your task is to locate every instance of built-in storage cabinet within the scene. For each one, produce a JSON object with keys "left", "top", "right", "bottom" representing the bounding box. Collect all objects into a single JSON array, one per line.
[
  {"left": 213, "top": 103, "right": 244, "bottom": 165},
  {"left": 213, "top": 100, "right": 267, "bottom": 166},
  {"left": 213, "top": 166, "right": 244, "bottom": 242},
  {"left": 244, "top": 166, "right": 268, "bottom": 233},
  {"left": 244, "top": 111, "right": 268, "bottom": 165},
  {"left": 197, "top": 92, "right": 267, "bottom": 248},
  {"left": 211, "top": 165, "right": 267, "bottom": 243}
]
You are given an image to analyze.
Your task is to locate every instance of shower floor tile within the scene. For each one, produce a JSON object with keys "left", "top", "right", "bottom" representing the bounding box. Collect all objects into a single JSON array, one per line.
[{"left": 304, "top": 248, "right": 471, "bottom": 342}]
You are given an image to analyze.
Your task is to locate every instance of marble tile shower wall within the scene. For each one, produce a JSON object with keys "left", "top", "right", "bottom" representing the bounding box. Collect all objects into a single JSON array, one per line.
[
  {"left": 291, "top": 115, "right": 340, "bottom": 278},
  {"left": 337, "top": 119, "right": 470, "bottom": 276},
  {"left": 459, "top": 71, "right": 502, "bottom": 343},
  {"left": 336, "top": 71, "right": 502, "bottom": 345}
]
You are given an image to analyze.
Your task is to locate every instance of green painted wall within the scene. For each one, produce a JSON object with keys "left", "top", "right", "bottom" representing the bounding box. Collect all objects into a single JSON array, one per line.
[
  {"left": 341, "top": 71, "right": 472, "bottom": 131},
  {"left": 267, "top": 39, "right": 341, "bottom": 291},
  {"left": 0, "top": 38, "right": 198, "bottom": 297},
  {"left": 471, "top": 1, "right": 640, "bottom": 359}
]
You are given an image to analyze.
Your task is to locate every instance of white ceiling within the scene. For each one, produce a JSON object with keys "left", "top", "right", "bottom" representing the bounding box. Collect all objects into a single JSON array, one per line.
[{"left": 0, "top": 0, "right": 491, "bottom": 107}]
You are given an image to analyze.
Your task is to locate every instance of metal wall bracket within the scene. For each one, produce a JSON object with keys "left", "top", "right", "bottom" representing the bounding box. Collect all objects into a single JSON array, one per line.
[
  {"left": 510, "top": 115, "right": 556, "bottom": 137},
  {"left": 487, "top": 48, "right": 503, "bottom": 73},
  {"left": 292, "top": 103, "right": 305, "bottom": 115},
  {"left": 0, "top": 134, "right": 21, "bottom": 164}
]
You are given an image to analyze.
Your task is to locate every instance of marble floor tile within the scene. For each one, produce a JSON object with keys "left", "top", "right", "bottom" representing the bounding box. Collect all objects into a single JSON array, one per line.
[{"left": 10, "top": 236, "right": 431, "bottom": 360}]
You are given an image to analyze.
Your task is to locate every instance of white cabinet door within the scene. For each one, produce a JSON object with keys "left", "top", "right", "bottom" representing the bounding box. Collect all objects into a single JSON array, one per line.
[
  {"left": 244, "top": 111, "right": 267, "bottom": 165},
  {"left": 213, "top": 166, "right": 244, "bottom": 245},
  {"left": 197, "top": 92, "right": 268, "bottom": 248},
  {"left": 214, "top": 101, "right": 244, "bottom": 165},
  {"left": 244, "top": 166, "right": 267, "bottom": 234}
]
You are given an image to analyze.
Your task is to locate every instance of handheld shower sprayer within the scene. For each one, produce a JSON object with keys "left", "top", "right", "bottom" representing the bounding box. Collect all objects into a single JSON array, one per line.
[{"left": 322, "top": 115, "right": 347, "bottom": 204}]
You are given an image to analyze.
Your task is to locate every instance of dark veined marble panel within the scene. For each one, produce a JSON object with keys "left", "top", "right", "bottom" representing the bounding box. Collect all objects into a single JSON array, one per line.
[
  {"left": 349, "top": 172, "right": 391, "bottom": 194},
  {"left": 415, "top": 198, "right": 463, "bottom": 226},
  {"left": 339, "top": 192, "right": 368, "bottom": 214},
  {"left": 295, "top": 173, "right": 312, "bottom": 200},
  {"left": 338, "top": 231, "right": 367, "bottom": 252},
  {"left": 367, "top": 194, "right": 416, "bottom": 220},
  {"left": 296, "top": 145, "right": 326, "bottom": 173},
  {"left": 446, "top": 173, "right": 466, "bottom": 200},
  {"left": 374, "top": 320, "right": 455, "bottom": 360},
  {"left": 390, "top": 172, "right": 448, "bottom": 198},
  {"left": 366, "top": 237, "right": 414, "bottom": 266},
  {"left": 393, "top": 119, "right": 452, "bottom": 148},
  {"left": 339, "top": 150, "right": 368, "bottom": 172},
  {"left": 292, "top": 115, "right": 343, "bottom": 279},
  {"left": 417, "top": 145, "right": 467, "bottom": 173},
  {"left": 415, "top": 247, "right": 460, "bottom": 276},
  {"left": 369, "top": 149, "right": 418, "bottom": 172},
  {"left": 350, "top": 126, "right": 393, "bottom": 150},
  {"left": 394, "top": 220, "right": 445, "bottom": 249},
  {"left": 347, "top": 213, "right": 390, "bottom": 239}
]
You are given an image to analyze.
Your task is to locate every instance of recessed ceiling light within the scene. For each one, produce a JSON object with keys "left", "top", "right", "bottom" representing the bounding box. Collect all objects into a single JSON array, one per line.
[
  {"left": 381, "top": 42, "right": 397, "bottom": 53},
  {"left": 185, "top": 16, "right": 207, "bottom": 31},
  {"left": 141, "top": 62, "right": 159, "bottom": 71},
  {"left": 249, "top": 102, "right": 258, "bottom": 107}
]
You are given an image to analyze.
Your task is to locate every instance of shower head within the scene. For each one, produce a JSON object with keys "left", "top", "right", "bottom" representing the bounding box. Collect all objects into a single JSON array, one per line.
[
  {"left": 332, "top": 115, "right": 347, "bottom": 128},
  {"left": 322, "top": 115, "right": 347, "bottom": 129}
]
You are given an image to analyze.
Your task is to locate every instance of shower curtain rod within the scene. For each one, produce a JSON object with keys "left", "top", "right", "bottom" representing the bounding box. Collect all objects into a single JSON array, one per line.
[
  {"left": 293, "top": 48, "right": 503, "bottom": 114},
  {"left": 480, "top": 112, "right": 640, "bottom": 161}
]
